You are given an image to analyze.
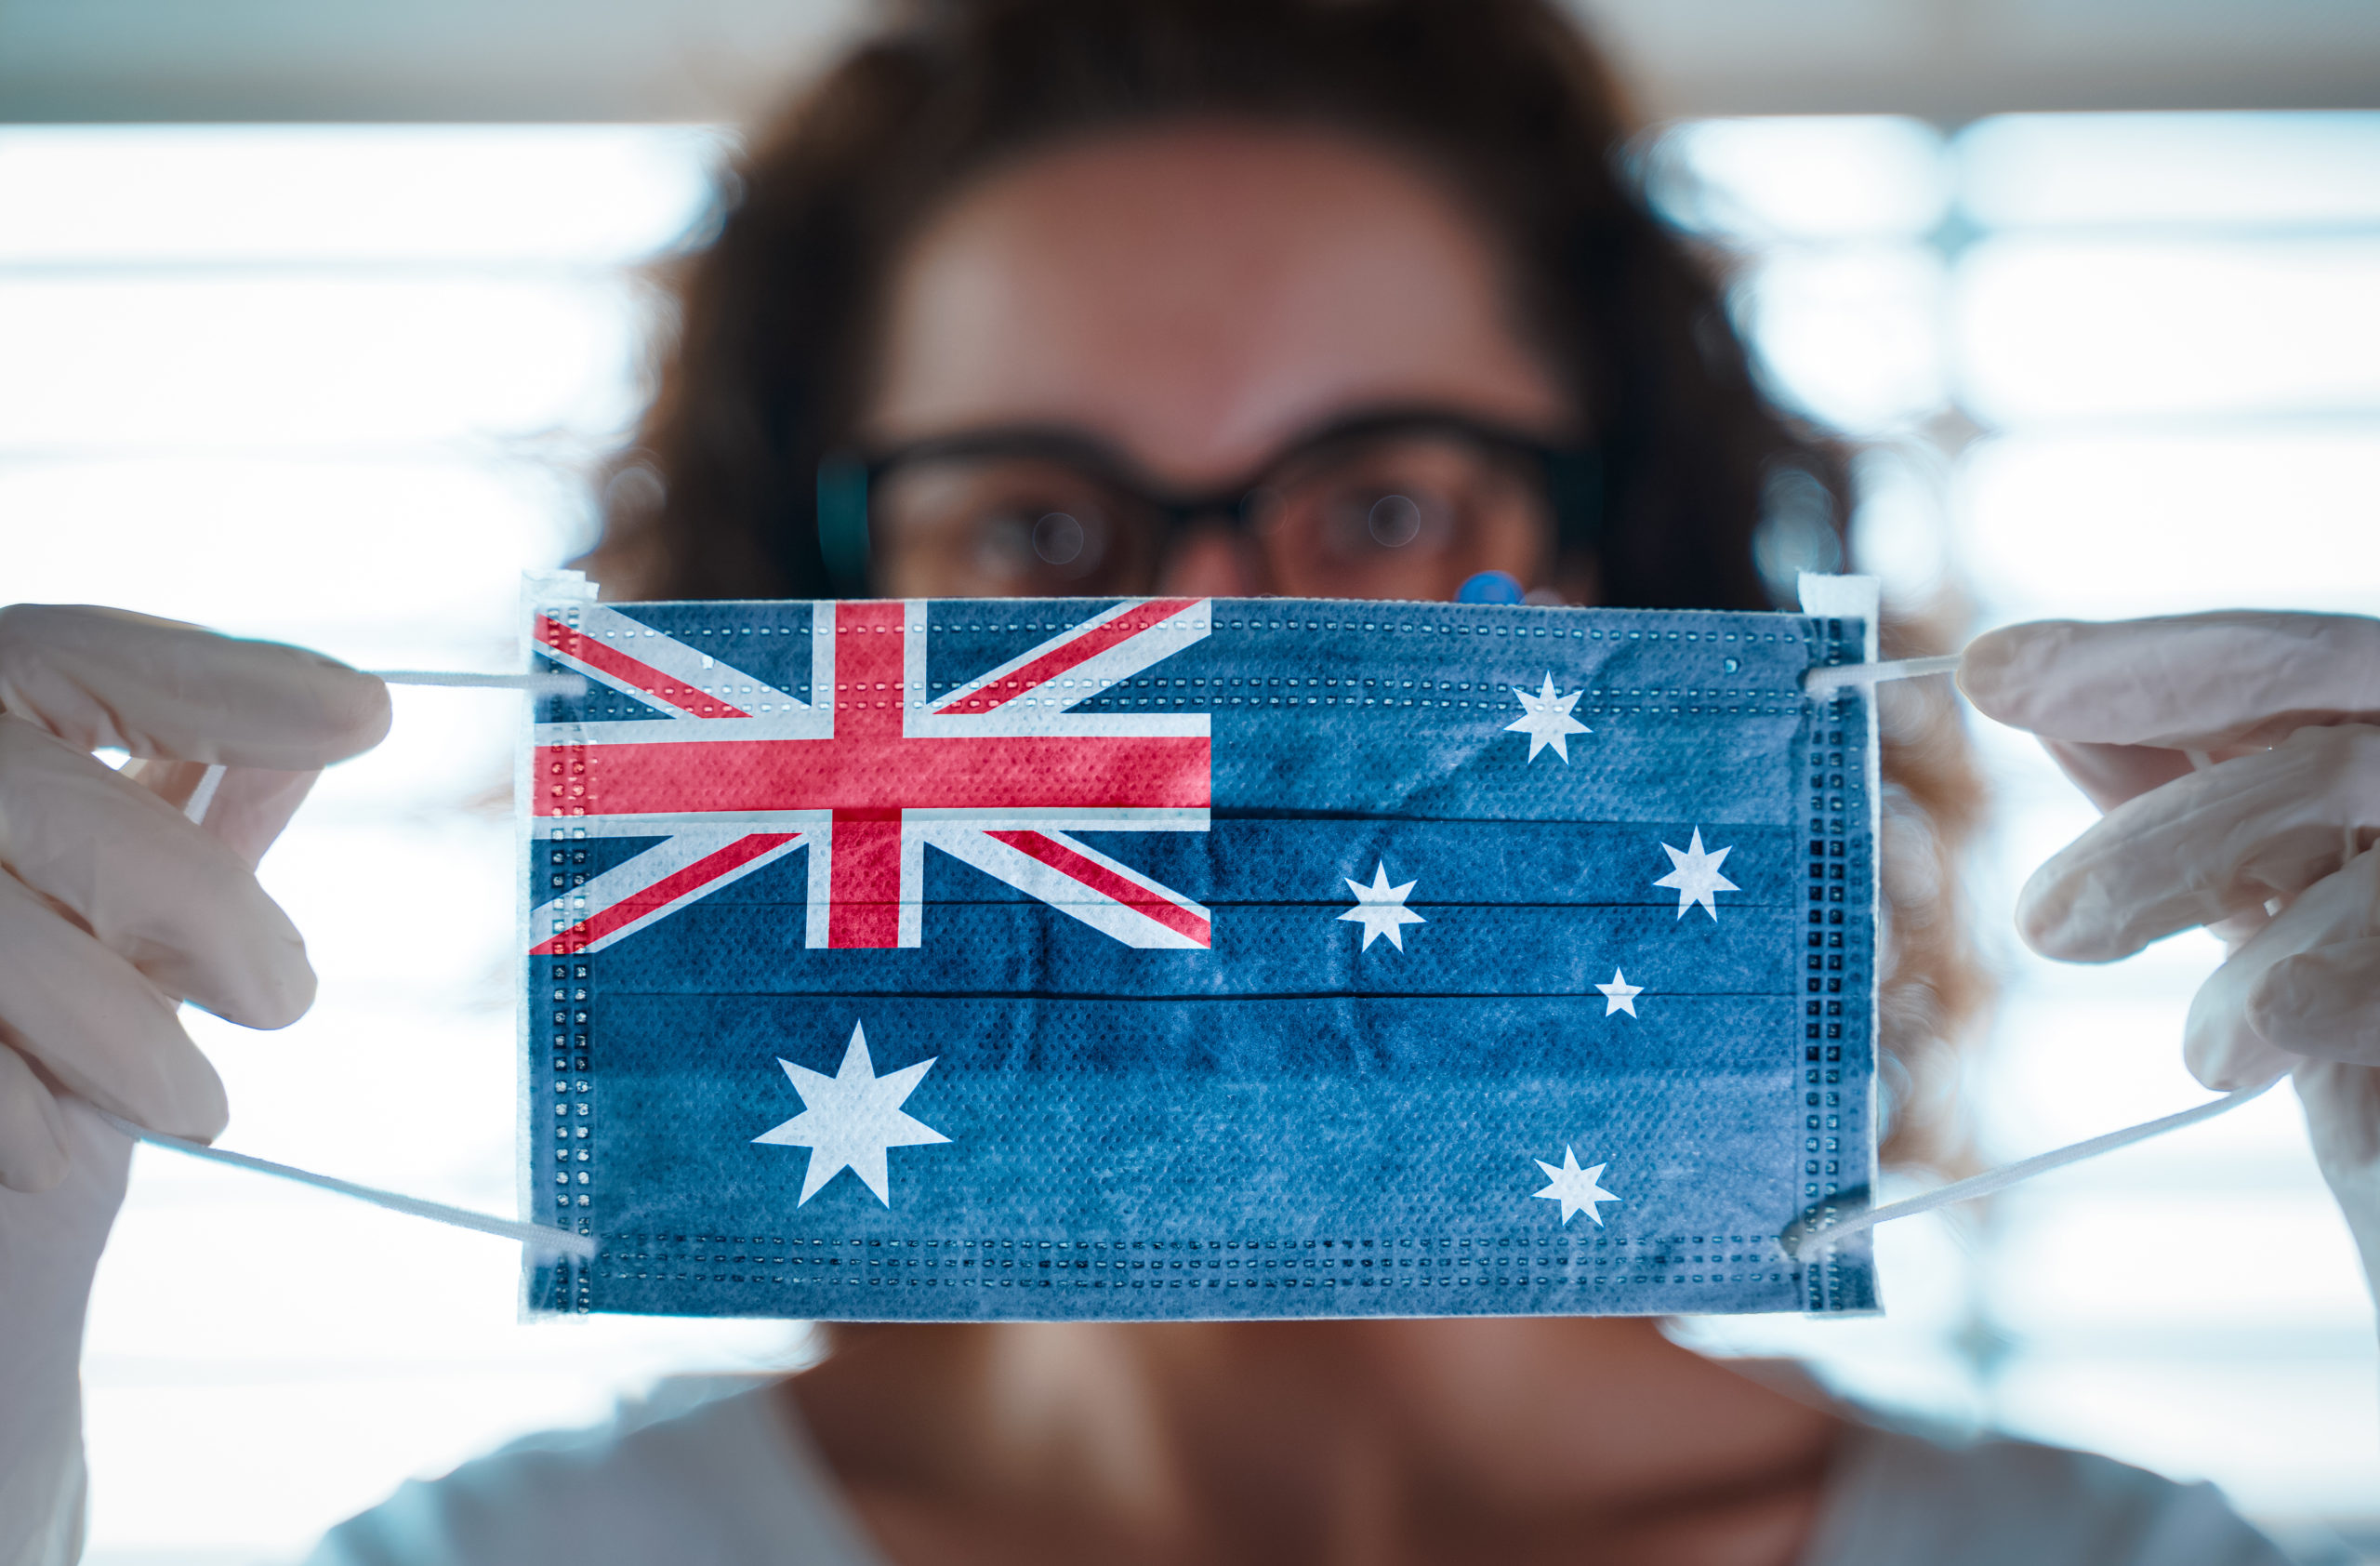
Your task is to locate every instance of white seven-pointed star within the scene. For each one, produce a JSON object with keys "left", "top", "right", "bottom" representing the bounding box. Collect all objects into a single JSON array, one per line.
[
  {"left": 1653, "top": 828, "right": 1739, "bottom": 921},
  {"left": 1504, "top": 673, "right": 1592, "bottom": 763},
  {"left": 1532, "top": 1147, "right": 1620, "bottom": 1226},
  {"left": 753, "top": 1022, "right": 950, "bottom": 1206},
  {"left": 1339, "top": 861, "right": 1426, "bottom": 951},
  {"left": 1596, "top": 968, "right": 1644, "bottom": 1017}
]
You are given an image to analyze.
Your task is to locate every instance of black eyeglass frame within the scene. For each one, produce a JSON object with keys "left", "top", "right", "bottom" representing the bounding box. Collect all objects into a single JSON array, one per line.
[{"left": 813, "top": 406, "right": 1602, "bottom": 597}]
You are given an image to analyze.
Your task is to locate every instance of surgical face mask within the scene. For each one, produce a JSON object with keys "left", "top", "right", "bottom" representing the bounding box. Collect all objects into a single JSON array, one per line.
[{"left": 519, "top": 576, "right": 1880, "bottom": 1320}]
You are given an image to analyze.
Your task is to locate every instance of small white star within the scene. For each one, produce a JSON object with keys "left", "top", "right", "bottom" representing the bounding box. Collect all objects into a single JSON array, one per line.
[
  {"left": 1596, "top": 968, "right": 1644, "bottom": 1017},
  {"left": 1653, "top": 828, "right": 1739, "bottom": 921},
  {"left": 1504, "top": 672, "right": 1592, "bottom": 763},
  {"left": 1532, "top": 1147, "right": 1620, "bottom": 1227},
  {"left": 753, "top": 1022, "right": 950, "bottom": 1205},
  {"left": 1339, "top": 861, "right": 1426, "bottom": 951}
]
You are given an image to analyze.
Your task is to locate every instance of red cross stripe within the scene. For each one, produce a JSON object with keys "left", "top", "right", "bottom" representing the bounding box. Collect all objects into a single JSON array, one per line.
[{"left": 530, "top": 597, "right": 1214, "bottom": 954}]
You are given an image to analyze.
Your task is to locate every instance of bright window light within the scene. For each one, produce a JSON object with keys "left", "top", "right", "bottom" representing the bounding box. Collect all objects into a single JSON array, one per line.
[
  {"left": 1958, "top": 112, "right": 2380, "bottom": 232},
  {"left": 1955, "top": 237, "right": 2380, "bottom": 422},
  {"left": 0, "top": 125, "right": 728, "bottom": 264},
  {"left": 1733, "top": 245, "right": 1950, "bottom": 435},
  {"left": 1956, "top": 431, "right": 2380, "bottom": 618},
  {"left": 1646, "top": 115, "right": 1950, "bottom": 241}
]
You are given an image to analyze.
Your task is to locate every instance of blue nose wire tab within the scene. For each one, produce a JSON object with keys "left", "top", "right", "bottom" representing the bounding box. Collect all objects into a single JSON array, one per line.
[{"left": 1456, "top": 570, "right": 1526, "bottom": 604}]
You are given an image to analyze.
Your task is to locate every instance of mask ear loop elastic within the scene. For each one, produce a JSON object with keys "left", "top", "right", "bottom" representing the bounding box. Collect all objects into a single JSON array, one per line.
[
  {"left": 1799, "top": 653, "right": 1961, "bottom": 694},
  {"left": 127, "top": 670, "right": 602, "bottom": 1259},
  {"left": 375, "top": 670, "right": 588, "bottom": 696},
  {"left": 100, "top": 1110, "right": 597, "bottom": 1258},
  {"left": 1783, "top": 1081, "right": 2274, "bottom": 1263},
  {"left": 1786, "top": 651, "right": 2280, "bottom": 1267}
]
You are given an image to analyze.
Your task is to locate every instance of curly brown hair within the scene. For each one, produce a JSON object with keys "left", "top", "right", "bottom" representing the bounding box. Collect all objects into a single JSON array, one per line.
[{"left": 585, "top": 0, "right": 1989, "bottom": 1169}]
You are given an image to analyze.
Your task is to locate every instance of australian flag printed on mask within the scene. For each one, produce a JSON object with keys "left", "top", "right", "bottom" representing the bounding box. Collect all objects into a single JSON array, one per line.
[{"left": 520, "top": 575, "right": 1881, "bottom": 1321}]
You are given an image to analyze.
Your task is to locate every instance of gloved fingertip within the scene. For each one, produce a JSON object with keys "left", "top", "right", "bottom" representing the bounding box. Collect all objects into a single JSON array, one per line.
[
  {"left": 122, "top": 1044, "right": 231, "bottom": 1146},
  {"left": 2012, "top": 884, "right": 2065, "bottom": 956},
  {"left": 2013, "top": 868, "right": 2101, "bottom": 962},
  {"left": 1953, "top": 624, "right": 2056, "bottom": 728},
  {"left": 232, "top": 945, "right": 318, "bottom": 1032},
  {"left": 336, "top": 666, "right": 395, "bottom": 755},
  {"left": 193, "top": 911, "right": 320, "bottom": 1030},
  {"left": 291, "top": 657, "right": 393, "bottom": 762},
  {"left": 2016, "top": 852, "right": 2171, "bottom": 963},
  {"left": 1950, "top": 646, "right": 2001, "bottom": 711},
  {"left": 211, "top": 644, "right": 393, "bottom": 768},
  {"left": 166, "top": 1081, "right": 231, "bottom": 1146}
]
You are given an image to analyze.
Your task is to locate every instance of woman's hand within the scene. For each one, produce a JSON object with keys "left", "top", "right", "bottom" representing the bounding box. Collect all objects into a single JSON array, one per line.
[
  {"left": 0, "top": 604, "right": 387, "bottom": 1564},
  {"left": 1959, "top": 611, "right": 2380, "bottom": 1303},
  {"left": 0, "top": 604, "right": 389, "bottom": 1188}
]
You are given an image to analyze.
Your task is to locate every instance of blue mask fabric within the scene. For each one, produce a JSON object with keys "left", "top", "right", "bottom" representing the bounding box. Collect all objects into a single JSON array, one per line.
[{"left": 519, "top": 582, "right": 1880, "bottom": 1320}]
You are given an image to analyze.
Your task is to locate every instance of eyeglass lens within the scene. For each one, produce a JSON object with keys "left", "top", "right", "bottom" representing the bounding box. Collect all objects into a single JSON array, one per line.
[{"left": 866, "top": 429, "right": 1553, "bottom": 600}]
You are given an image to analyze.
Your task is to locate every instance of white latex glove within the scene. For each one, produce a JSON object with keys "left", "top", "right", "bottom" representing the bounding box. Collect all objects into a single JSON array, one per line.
[
  {"left": 1959, "top": 611, "right": 2380, "bottom": 1305},
  {"left": 0, "top": 604, "right": 387, "bottom": 1566}
]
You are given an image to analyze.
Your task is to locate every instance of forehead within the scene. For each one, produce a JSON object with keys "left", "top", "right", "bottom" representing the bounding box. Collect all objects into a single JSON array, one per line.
[{"left": 865, "top": 122, "right": 1568, "bottom": 485}]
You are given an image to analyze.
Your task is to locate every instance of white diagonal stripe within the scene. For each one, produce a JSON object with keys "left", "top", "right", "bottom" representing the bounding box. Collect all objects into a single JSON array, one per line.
[
  {"left": 1031, "top": 828, "right": 1211, "bottom": 923},
  {"left": 912, "top": 599, "right": 1211, "bottom": 737},
  {"left": 536, "top": 600, "right": 819, "bottom": 716},
  {"left": 536, "top": 829, "right": 812, "bottom": 954},
  {"left": 916, "top": 824, "right": 1208, "bottom": 949}
]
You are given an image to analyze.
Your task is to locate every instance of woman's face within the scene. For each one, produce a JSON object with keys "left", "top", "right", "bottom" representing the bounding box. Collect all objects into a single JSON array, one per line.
[{"left": 863, "top": 123, "right": 1579, "bottom": 601}]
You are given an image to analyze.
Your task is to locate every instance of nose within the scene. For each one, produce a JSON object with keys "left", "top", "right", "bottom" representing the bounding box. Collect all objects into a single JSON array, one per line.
[{"left": 1155, "top": 520, "right": 1269, "bottom": 598}]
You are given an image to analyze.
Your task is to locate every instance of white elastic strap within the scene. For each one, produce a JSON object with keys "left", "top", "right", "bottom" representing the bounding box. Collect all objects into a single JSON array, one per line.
[
  {"left": 99, "top": 1110, "right": 597, "bottom": 1258},
  {"left": 371, "top": 670, "right": 588, "bottom": 697},
  {"left": 113, "top": 1082, "right": 2261, "bottom": 1270},
  {"left": 1801, "top": 653, "right": 1963, "bottom": 694},
  {"left": 1787, "top": 658, "right": 2264, "bottom": 1254},
  {"left": 165, "top": 708, "right": 592, "bottom": 1261},
  {"left": 180, "top": 763, "right": 227, "bottom": 825},
  {"left": 396, "top": 662, "right": 1940, "bottom": 700},
  {"left": 1785, "top": 1079, "right": 2276, "bottom": 1262}
]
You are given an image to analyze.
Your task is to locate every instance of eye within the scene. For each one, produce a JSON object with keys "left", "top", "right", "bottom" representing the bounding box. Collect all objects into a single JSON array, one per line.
[
  {"left": 1321, "top": 485, "right": 1451, "bottom": 556},
  {"left": 1033, "top": 511, "right": 1087, "bottom": 564},
  {"left": 1367, "top": 494, "right": 1424, "bottom": 549},
  {"left": 972, "top": 516, "right": 1036, "bottom": 578}
]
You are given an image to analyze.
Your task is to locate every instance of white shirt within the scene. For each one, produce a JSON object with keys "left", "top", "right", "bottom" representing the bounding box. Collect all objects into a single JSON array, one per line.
[{"left": 306, "top": 1377, "right": 2288, "bottom": 1566}]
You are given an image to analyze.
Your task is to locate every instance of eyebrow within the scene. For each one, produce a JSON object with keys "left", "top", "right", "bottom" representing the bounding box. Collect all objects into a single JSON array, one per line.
[{"left": 860, "top": 403, "right": 1573, "bottom": 498}]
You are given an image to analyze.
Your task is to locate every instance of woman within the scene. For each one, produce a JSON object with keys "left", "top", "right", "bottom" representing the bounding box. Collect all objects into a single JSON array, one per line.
[{"left": 3, "top": 2, "right": 2370, "bottom": 1560}]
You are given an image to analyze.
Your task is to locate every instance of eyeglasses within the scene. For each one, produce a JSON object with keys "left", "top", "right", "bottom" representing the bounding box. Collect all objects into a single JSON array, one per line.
[{"left": 816, "top": 408, "right": 1600, "bottom": 600}]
